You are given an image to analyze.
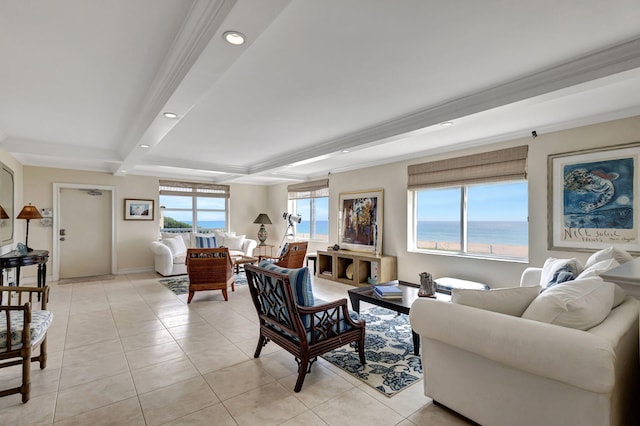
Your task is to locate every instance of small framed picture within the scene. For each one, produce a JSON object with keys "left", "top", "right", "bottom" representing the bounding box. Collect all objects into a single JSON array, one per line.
[{"left": 124, "top": 199, "right": 154, "bottom": 221}]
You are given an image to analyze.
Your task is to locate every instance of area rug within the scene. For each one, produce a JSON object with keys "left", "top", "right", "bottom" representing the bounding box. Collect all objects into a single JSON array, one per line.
[
  {"left": 321, "top": 306, "right": 422, "bottom": 397},
  {"left": 159, "top": 271, "right": 248, "bottom": 295}
]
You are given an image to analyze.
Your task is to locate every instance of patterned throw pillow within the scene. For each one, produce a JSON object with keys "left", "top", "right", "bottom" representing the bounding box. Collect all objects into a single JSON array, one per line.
[{"left": 195, "top": 235, "right": 217, "bottom": 248}]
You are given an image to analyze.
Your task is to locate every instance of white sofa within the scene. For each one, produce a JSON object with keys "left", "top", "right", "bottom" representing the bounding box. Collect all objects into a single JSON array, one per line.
[
  {"left": 149, "top": 232, "right": 257, "bottom": 276},
  {"left": 410, "top": 258, "right": 639, "bottom": 426}
]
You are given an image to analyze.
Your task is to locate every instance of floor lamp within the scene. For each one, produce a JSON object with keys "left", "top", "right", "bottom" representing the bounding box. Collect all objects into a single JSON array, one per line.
[{"left": 17, "top": 203, "right": 42, "bottom": 252}]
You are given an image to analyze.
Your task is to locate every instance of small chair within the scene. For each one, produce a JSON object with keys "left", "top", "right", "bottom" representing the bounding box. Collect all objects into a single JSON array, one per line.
[
  {"left": 259, "top": 241, "right": 308, "bottom": 269},
  {"left": 185, "top": 248, "right": 234, "bottom": 303},
  {"left": 0, "top": 285, "right": 52, "bottom": 403},
  {"left": 245, "top": 262, "right": 365, "bottom": 392}
]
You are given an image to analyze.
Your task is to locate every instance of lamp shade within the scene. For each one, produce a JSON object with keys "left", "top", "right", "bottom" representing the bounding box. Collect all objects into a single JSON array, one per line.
[
  {"left": 0, "top": 205, "right": 8, "bottom": 219},
  {"left": 253, "top": 213, "right": 272, "bottom": 225},
  {"left": 17, "top": 204, "right": 43, "bottom": 220}
]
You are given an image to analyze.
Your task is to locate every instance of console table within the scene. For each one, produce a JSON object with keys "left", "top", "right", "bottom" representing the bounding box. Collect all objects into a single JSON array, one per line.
[
  {"left": 601, "top": 257, "right": 640, "bottom": 299},
  {"left": 317, "top": 249, "right": 396, "bottom": 286},
  {"left": 0, "top": 250, "right": 49, "bottom": 290}
]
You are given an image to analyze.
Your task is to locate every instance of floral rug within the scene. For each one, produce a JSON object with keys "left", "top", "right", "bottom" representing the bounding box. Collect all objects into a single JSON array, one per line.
[
  {"left": 321, "top": 306, "right": 422, "bottom": 397},
  {"left": 159, "top": 271, "right": 248, "bottom": 295}
]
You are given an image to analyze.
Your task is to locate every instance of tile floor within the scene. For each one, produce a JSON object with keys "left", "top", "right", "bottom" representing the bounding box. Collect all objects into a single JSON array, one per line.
[{"left": 0, "top": 272, "right": 473, "bottom": 425}]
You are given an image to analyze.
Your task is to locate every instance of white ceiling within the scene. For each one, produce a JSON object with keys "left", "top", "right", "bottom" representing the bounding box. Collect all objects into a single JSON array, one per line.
[{"left": 2, "top": 0, "right": 640, "bottom": 185}]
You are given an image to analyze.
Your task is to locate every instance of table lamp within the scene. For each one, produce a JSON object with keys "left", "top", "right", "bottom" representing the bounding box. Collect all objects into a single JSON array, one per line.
[
  {"left": 17, "top": 203, "right": 42, "bottom": 252},
  {"left": 253, "top": 213, "right": 272, "bottom": 246}
]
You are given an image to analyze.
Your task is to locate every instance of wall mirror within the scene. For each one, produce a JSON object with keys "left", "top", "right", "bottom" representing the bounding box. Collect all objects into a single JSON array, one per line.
[{"left": 0, "top": 160, "right": 14, "bottom": 246}]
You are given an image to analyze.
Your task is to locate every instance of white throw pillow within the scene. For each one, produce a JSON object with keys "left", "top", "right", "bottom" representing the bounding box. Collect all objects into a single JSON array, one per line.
[
  {"left": 539, "top": 257, "right": 583, "bottom": 289},
  {"left": 162, "top": 235, "right": 187, "bottom": 262},
  {"left": 225, "top": 235, "right": 245, "bottom": 251},
  {"left": 213, "top": 230, "right": 236, "bottom": 246},
  {"left": 522, "top": 278, "right": 614, "bottom": 330},
  {"left": 452, "top": 286, "right": 540, "bottom": 317},
  {"left": 585, "top": 246, "right": 633, "bottom": 269},
  {"left": 576, "top": 258, "right": 620, "bottom": 279}
]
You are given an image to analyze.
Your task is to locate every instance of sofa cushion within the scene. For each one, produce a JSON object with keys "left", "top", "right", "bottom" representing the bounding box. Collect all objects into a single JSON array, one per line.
[
  {"left": 195, "top": 235, "right": 218, "bottom": 248},
  {"left": 585, "top": 246, "right": 633, "bottom": 269},
  {"left": 540, "top": 257, "right": 582, "bottom": 289},
  {"left": 213, "top": 231, "right": 236, "bottom": 247},
  {"left": 452, "top": 285, "right": 540, "bottom": 317},
  {"left": 162, "top": 235, "right": 188, "bottom": 262},
  {"left": 225, "top": 235, "right": 245, "bottom": 251},
  {"left": 575, "top": 258, "right": 627, "bottom": 308},
  {"left": 522, "top": 278, "right": 614, "bottom": 330}
]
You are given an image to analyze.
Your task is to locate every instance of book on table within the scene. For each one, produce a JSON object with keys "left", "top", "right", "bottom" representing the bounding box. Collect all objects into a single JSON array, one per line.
[{"left": 373, "top": 282, "right": 403, "bottom": 298}]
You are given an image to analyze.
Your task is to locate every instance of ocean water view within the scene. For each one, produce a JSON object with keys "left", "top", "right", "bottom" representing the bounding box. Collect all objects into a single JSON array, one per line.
[{"left": 166, "top": 220, "right": 527, "bottom": 245}]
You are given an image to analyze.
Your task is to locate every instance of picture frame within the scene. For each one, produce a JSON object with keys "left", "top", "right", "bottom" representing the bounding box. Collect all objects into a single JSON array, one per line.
[
  {"left": 124, "top": 198, "right": 154, "bottom": 221},
  {"left": 338, "top": 189, "right": 383, "bottom": 253},
  {"left": 548, "top": 142, "right": 640, "bottom": 253}
]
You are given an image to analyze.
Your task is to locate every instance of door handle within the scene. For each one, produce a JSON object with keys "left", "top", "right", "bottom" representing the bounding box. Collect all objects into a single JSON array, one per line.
[{"left": 60, "top": 237, "right": 65, "bottom": 241}]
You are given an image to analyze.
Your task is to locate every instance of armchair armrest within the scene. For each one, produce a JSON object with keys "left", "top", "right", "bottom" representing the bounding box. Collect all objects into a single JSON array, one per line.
[
  {"left": 0, "top": 285, "right": 49, "bottom": 309},
  {"left": 410, "top": 298, "right": 616, "bottom": 394},
  {"left": 243, "top": 239, "right": 258, "bottom": 256},
  {"left": 149, "top": 241, "right": 171, "bottom": 256},
  {"left": 298, "top": 298, "right": 364, "bottom": 344},
  {"left": 520, "top": 267, "right": 542, "bottom": 287}
]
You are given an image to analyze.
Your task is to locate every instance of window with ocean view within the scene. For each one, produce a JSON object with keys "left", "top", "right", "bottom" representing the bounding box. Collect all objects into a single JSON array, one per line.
[
  {"left": 413, "top": 181, "right": 528, "bottom": 259},
  {"left": 288, "top": 179, "right": 329, "bottom": 242},
  {"left": 159, "top": 181, "right": 229, "bottom": 232}
]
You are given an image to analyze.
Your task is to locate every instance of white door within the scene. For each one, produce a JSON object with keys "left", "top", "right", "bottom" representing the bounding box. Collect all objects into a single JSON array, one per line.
[{"left": 59, "top": 188, "right": 112, "bottom": 279}]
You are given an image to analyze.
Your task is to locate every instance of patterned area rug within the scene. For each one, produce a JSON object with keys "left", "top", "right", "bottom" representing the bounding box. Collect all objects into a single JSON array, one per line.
[
  {"left": 321, "top": 306, "right": 422, "bottom": 397},
  {"left": 159, "top": 272, "right": 248, "bottom": 295}
]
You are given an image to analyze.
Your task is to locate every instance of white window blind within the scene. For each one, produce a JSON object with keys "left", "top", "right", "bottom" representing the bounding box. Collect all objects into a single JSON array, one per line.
[
  {"left": 159, "top": 180, "right": 230, "bottom": 198},
  {"left": 287, "top": 179, "right": 329, "bottom": 199}
]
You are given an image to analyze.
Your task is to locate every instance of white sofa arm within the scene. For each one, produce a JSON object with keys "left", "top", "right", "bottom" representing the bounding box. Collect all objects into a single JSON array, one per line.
[
  {"left": 520, "top": 267, "right": 542, "bottom": 287},
  {"left": 243, "top": 238, "right": 257, "bottom": 256},
  {"left": 410, "top": 298, "right": 616, "bottom": 394},
  {"left": 150, "top": 241, "right": 174, "bottom": 276}
]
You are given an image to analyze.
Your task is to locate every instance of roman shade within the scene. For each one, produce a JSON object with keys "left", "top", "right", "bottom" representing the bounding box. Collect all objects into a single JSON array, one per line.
[
  {"left": 287, "top": 179, "right": 329, "bottom": 199},
  {"left": 407, "top": 145, "right": 528, "bottom": 190},
  {"left": 159, "top": 180, "right": 230, "bottom": 198}
]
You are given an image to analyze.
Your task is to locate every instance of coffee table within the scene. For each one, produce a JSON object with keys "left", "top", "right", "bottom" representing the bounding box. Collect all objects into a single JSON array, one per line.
[
  {"left": 232, "top": 255, "right": 258, "bottom": 274},
  {"left": 348, "top": 281, "right": 449, "bottom": 356}
]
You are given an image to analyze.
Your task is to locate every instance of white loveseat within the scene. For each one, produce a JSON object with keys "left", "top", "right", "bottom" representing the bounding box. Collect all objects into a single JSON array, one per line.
[
  {"left": 149, "top": 232, "right": 257, "bottom": 276},
  {"left": 410, "top": 249, "right": 639, "bottom": 426}
]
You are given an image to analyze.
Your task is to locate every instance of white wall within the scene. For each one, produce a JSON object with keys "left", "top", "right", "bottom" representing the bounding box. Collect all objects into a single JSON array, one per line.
[
  {"left": 266, "top": 115, "right": 640, "bottom": 288},
  {"left": 8, "top": 114, "right": 640, "bottom": 285},
  {"left": 22, "top": 167, "right": 266, "bottom": 276}
]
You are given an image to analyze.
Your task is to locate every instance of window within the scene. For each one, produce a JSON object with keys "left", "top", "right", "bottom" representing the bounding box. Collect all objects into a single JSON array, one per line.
[
  {"left": 287, "top": 179, "right": 329, "bottom": 242},
  {"left": 159, "top": 180, "right": 229, "bottom": 232},
  {"left": 414, "top": 181, "right": 528, "bottom": 258},
  {"left": 408, "top": 146, "right": 528, "bottom": 260}
]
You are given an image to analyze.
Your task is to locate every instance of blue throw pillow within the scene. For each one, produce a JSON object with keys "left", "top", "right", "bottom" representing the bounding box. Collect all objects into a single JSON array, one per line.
[
  {"left": 258, "top": 260, "right": 314, "bottom": 307},
  {"left": 195, "top": 235, "right": 217, "bottom": 248}
]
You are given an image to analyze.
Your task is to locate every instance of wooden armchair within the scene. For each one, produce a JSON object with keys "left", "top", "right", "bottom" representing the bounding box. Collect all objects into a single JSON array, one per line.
[
  {"left": 0, "top": 285, "right": 52, "bottom": 403},
  {"left": 245, "top": 263, "right": 365, "bottom": 392},
  {"left": 259, "top": 241, "right": 308, "bottom": 269},
  {"left": 186, "top": 248, "right": 234, "bottom": 303}
]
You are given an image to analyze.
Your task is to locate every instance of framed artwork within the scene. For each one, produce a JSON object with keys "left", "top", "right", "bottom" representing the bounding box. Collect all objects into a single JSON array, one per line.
[
  {"left": 338, "top": 189, "right": 383, "bottom": 253},
  {"left": 548, "top": 142, "right": 640, "bottom": 253},
  {"left": 124, "top": 199, "right": 154, "bottom": 221}
]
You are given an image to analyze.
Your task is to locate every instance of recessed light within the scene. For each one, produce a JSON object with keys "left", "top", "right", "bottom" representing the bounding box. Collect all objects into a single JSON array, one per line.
[
  {"left": 223, "top": 31, "right": 245, "bottom": 45},
  {"left": 342, "top": 150, "right": 350, "bottom": 153},
  {"left": 163, "top": 112, "right": 178, "bottom": 119},
  {"left": 121, "top": 170, "right": 127, "bottom": 173},
  {"left": 440, "top": 121, "right": 454, "bottom": 127},
  {"left": 139, "top": 144, "right": 150, "bottom": 149}
]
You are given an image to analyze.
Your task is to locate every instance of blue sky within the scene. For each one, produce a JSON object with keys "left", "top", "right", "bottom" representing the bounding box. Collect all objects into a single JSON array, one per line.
[{"left": 417, "top": 181, "right": 528, "bottom": 221}]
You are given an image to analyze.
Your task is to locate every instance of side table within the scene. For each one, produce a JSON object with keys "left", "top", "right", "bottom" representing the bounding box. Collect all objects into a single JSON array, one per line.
[{"left": 0, "top": 250, "right": 49, "bottom": 299}]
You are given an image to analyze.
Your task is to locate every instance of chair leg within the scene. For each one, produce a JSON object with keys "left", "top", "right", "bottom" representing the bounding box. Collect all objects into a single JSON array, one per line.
[
  {"left": 21, "top": 350, "right": 31, "bottom": 403},
  {"left": 294, "top": 356, "right": 309, "bottom": 392},
  {"left": 39, "top": 339, "right": 47, "bottom": 369},
  {"left": 358, "top": 332, "right": 366, "bottom": 365},
  {"left": 222, "top": 288, "right": 228, "bottom": 301},
  {"left": 254, "top": 334, "right": 268, "bottom": 358},
  {"left": 187, "top": 290, "right": 194, "bottom": 304}
]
